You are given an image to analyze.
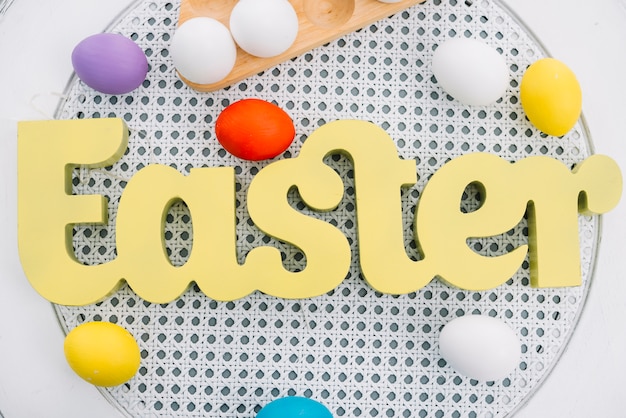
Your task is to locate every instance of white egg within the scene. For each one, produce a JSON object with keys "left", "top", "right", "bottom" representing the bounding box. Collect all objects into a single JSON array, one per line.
[
  {"left": 229, "top": 0, "right": 299, "bottom": 58},
  {"left": 439, "top": 315, "right": 520, "bottom": 381},
  {"left": 431, "top": 38, "right": 509, "bottom": 106},
  {"left": 170, "top": 17, "right": 237, "bottom": 84}
]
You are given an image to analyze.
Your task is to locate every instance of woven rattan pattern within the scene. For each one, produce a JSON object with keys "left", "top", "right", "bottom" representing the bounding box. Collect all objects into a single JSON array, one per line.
[{"left": 55, "top": 0, "right": 596, "bottom": 416}]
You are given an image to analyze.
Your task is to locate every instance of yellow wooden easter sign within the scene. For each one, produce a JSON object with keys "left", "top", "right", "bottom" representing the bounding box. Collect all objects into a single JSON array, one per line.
[{"left": 17, "top": 118, "right": 622, "bottom": 306}]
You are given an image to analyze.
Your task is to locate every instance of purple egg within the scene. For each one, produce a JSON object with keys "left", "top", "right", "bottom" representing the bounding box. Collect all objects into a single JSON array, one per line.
[{"left": 71, "top": 33, "right": 148, "bottom": 95}]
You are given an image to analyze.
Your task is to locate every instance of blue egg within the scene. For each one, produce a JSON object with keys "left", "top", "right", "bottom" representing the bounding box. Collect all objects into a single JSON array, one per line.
[{"left": 257, "top": 397, "right": 332, "bottom": 418}]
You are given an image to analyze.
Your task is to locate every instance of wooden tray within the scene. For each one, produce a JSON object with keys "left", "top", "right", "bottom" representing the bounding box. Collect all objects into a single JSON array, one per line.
[{"left": 178, "top": 0, "right": 427, "bottom": 91}]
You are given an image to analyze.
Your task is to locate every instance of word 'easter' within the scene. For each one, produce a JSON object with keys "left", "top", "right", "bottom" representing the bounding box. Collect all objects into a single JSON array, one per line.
[{"left": 17, "top": 118, "right": 622, "bottom": 306}]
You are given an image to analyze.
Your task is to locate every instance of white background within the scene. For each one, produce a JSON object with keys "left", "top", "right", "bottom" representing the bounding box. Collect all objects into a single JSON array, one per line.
[{"left": 0, "top": 0, "right": 624, "bottom": 417}]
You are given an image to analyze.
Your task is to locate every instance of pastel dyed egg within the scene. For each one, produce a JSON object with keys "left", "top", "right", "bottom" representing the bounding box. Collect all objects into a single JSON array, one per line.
[
  {"left": 64, "top": 322, "right": 141, "bottom": 387},
  {"left": 439, "top": 315, "right": 520, "bottom": 381},
  {"left": 71, "top": 33, "right": 148, "bottom": 95},
  {"left": 215, "top": 98, "right": 295, "bottom": 161},
  {"left": 520, "top": 58, "right": 582, "bottom": 137},
  {"left": 229, "top": 0, "right": 299, "bottom": 58},
  {"left": 171, "top": 17, "right": 237, "bottom": 84},
  {"left": 432, "top": 38, "right": 509, "bottom": 106},
  {"left": 257, "top": 397, "right": 332, "bottom": 418}
]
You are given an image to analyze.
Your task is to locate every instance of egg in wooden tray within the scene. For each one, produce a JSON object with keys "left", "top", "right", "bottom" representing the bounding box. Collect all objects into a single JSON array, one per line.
[{"left": 13, "top": 0, "right": 623, "bottom": 417}]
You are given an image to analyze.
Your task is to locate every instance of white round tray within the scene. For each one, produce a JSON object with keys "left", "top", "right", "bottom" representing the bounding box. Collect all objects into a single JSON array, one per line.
[{"left": 52, "top": 0, "right": 596, "bottom": 417}]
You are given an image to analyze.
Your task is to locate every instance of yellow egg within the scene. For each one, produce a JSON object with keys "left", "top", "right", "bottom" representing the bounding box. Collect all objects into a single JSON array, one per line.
[
  {"left": 520, "top": 58, "right": 582, "bottom": 137},
  {"left": 64, "top": 322, "right": 140, "bottom": 387}
]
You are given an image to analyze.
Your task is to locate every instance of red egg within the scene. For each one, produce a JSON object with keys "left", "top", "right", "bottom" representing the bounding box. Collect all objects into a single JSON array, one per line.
[{"left": 215, "top": 99, "right": 296, "bottom": 161}]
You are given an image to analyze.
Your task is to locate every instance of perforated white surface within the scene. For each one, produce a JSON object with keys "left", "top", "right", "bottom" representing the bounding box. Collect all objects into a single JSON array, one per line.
[{"left": 54, "top": 0, "right": 597, "bottom": 416}]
